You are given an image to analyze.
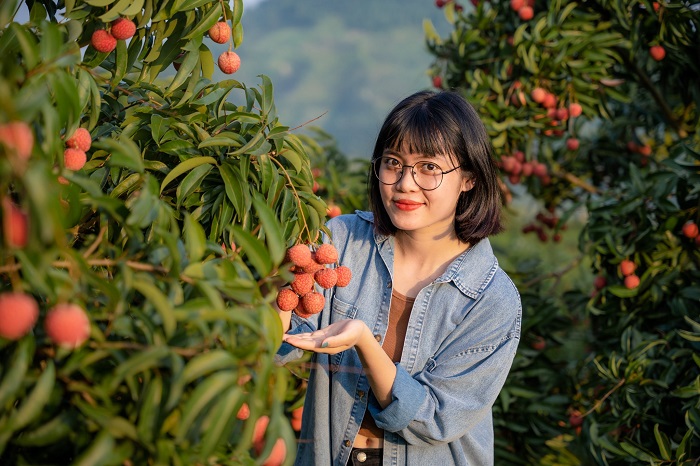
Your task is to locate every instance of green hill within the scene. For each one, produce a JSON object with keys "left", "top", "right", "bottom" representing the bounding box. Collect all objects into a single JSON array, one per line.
[{"left": 214, "top": 0, "right": 453, "bottom": 159}]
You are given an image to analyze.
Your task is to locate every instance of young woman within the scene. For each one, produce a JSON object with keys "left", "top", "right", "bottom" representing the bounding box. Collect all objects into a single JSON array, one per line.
[{"left": 276, "top": 90, "right": 521, "bottom": 466}]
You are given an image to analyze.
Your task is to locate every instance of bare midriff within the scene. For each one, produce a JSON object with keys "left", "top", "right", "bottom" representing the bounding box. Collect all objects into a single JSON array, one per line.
[{"left": 353, "top": 432, "right": 384, "bottom": 448}]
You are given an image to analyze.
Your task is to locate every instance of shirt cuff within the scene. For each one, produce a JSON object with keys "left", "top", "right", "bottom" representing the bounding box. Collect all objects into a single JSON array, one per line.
[
  {"left": 274, "top": 318, "right": 315, "bottom": 366},
  {"left": 368, "top": 363, "right": 425, "bottom": 432}
]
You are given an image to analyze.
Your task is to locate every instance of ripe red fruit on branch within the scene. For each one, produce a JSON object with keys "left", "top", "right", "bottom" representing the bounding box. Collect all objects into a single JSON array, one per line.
[
  {"left": 286, "top": 244, "right": 313, "bottom": 267},
  {"left": 335, "top": 265, "right": 352, "bottom": 287},
  {"left": 290, "top": 272, "right": 314, "bottom": 295},
  {"left": 0, "top": 292, "right": 39, "bottom": 340},
  {"left": 236, "top": 402, "right": 250, "bottom": 420},
  {"left": 566, "top": 138, "right": 580, "bottom": 151},
  {"left": 44, "top": 303, "right": 91, "bottom": 348},
  {"left": 110, "top": 18, "right": 136, "bottom": 40},
  {"left": 208, "top": 21, "right": 231, "bottom": 44},
  {"left": 432, "top": 75, "right": 442, "bottom": 88},
  {"left": 682, "top": 221, "right": 699, "bottom": 239},
  {"left": 64, "top": 148, "right": 87, "bottom": 170},
  {"left": 619, "top": 259, "right": 636, "bottom": 276},
  {"left": 262, "top": 438, "right": 287, "bottom": 466},
  {"left": 569, "top": 103, "right": 583, "bottom": 118},
  {"left": 327, "top": 204, "right": 342, "bottom": 218},
  {"left": 314, "top": 243, "right": 338, "bottom": 264},
  {"left": 0, "top": 121, "right": 34, "bottom": 161},
  {"left": 91, "top": 29, "right": 117, "bottom": 53},
  {"left": 624, "top": 275, "right": 640, "bottom": 289},
  {"left": 276, "top": 288, "right": 299, "bottom": 311},
  {"left": 569, "top": 410, "right": 584, "bottom": 428},
  {"left": 252, "top": 415, "right": 269, "bottom": 455},
  {"left": 2, "top": 198, "right": 28, "bottom": 248},
  {"left": 65, "top": 127, "right": 92, "bottom": 152},
  {"left": 314, "top": 268, "right": 338, "bottom": 289},
  {"left": 218, "top": 51, "right": 241, "bottom": 74},
  {"left": 542, "top": 93, "right": 557, "bottom": 109},
  {"left": 300, "top": 292, "right": 325, "bottom": 316},
  {"left": 649, "top": 45, "right": 666, "bottom": 61},
  {"left": 518, "top": 6, "right": 534, "bottom": 20},
  {"left": 510, "top": 0, "right": 525, "bottom": 11},
  {"left": 530, "top": 87, "right": 546, "bottom": 103},
  {"left": 593, "top": 275, "right": 607, "bottom": 290}
]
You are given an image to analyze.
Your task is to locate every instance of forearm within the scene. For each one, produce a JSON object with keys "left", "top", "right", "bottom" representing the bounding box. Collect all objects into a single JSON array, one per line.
[{"left": 355, "top": 326, "right": 397, "bottom": 408}]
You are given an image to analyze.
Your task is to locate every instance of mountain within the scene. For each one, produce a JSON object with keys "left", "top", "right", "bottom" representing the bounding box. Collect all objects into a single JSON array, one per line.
[{"left": 215, "top": 0, "right": 454, "bottom": 160}]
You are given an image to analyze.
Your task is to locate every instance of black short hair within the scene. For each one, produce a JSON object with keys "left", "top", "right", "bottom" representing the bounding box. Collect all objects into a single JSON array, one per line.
[{"left": 368, "top": 90, "right": 503, "bottom": 244}]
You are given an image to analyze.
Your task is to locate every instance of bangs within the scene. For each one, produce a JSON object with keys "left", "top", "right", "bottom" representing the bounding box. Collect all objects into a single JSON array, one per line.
[{"left": 382, "top": 105, "right": 462, "bottom": 159}]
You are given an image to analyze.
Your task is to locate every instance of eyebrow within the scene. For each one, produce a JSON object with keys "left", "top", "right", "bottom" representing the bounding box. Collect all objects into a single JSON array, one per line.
[{"left": 381, "top": 149, "right": 449, "bottom": 162}]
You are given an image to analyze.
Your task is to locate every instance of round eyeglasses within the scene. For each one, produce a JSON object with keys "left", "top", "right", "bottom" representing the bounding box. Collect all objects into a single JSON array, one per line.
[{"left": 372, "top": 156, "right": 462, "bottom": 191}]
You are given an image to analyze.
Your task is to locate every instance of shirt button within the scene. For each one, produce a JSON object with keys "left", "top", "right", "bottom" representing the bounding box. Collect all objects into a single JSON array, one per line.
[
  {"left": 357, "top": 390, "right": 365, "bottom": 398},
  {"left": 374, "top": 334, "right": 381, "bottom": 342},
  {"left": 357, "top": 451, "right": 367, "bottom": 462},
  {"left": 344, "top": 440, "right": 352, "bottom": 447}
]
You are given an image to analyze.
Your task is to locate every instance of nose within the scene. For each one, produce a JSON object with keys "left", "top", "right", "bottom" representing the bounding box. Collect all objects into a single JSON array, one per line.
[{"left": 394, "top": 166, "right": 420, "bottom": 191}]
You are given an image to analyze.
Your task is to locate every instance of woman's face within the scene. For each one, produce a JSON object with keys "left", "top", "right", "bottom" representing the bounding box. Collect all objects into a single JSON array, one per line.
[{"left": 378, "top": 148, "right": 474, "bottom": 240}]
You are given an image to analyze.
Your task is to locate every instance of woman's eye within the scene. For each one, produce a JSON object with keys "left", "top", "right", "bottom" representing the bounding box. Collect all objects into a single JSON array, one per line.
[
  {"left": 384, "top": 157, "right": 401, "bottom": 168},
  {"left": 420, "top": 163, "right": 439, "bottom": 173}
]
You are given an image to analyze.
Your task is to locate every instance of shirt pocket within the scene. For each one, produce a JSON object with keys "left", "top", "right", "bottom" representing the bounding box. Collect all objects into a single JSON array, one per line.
[{"left": 330, "top": 296, "right": 358, "bottom": 373}]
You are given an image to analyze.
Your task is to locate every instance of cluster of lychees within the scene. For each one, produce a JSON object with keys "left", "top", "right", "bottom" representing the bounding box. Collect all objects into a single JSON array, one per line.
[
  {"left": 0, "top": 292, "right": 91, "bottom": 348},
  {"left": 90, "top": 18, "right": 137, "bottom": 54},
  {"left": 510, "top": 0, "right": 535, "bottom": 20},
  {"left": 63, "top": 127, "right": 91, "bottom": 174},
  {"left": 499, "top": 150, "right": 550, "bottom": 186},
  {"left": 276, "top": 243, "right": 351, "bottom": 318},
  {"left": 206, "top": 21, "right": 241, "bottom": 75}
]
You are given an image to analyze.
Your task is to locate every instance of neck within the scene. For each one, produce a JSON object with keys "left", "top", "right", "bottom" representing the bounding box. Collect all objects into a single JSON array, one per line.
[{"left": 394, "top": 228, "right": 470, "bottom": 265}]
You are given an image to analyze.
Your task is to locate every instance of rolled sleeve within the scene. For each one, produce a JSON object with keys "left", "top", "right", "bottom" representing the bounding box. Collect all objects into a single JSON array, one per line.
[
  {"left": 368, "top": 363, "right": 426, "bottom": 432},
  {"left": 274, "top": 316, "right": 316, "bottom": 366}
]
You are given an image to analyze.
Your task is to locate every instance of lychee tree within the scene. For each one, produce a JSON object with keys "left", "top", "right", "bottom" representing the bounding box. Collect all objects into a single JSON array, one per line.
[
  {"left": 0, "top": 0, "right": 328, "bottom": 464},
  {"left": 427, "top": 0, "right": 699, "bottom": 463}
]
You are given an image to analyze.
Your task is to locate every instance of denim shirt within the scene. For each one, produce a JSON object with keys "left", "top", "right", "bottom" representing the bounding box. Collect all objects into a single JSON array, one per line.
[{"left": 276, "top": 211, "right": 521, "bottom": 466}]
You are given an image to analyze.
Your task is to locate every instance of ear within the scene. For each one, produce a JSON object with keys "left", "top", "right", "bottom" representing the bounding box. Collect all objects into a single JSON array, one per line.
[{"left": 461, "top": 175, "right": 475, "bottom": 193}]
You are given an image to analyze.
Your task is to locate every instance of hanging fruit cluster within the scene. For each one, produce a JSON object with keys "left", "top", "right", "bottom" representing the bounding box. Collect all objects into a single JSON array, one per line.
[{"left": 276, "top": 243, "right": 352, "bottom": 318}]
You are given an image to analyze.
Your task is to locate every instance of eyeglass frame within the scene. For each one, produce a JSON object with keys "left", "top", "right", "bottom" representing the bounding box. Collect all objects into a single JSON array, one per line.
[{"left": 371, "top": 155, "right": 463, "bottom": 191}]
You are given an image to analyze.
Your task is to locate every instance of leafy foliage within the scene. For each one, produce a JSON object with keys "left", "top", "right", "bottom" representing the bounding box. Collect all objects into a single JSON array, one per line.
[
  {"left": 0, "top": 0, "right": 328, "bottom": 464},
  {"left": 426, "top": 0, "right": 699, "bottom": 463}
]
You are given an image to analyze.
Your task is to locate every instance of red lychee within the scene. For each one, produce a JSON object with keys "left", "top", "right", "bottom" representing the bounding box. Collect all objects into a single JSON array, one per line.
[
  {"left": 518, "top": 6, "right": 534, "bottom": 20},
  {"left": 276, "top": 288, "right": 299, "bottom": 312},
  {"left": 218, "top": 51, "right": 241, "bottom": 74},
  {"left": 649, "top": 45, "right": 666, "bottom": 61},
  {"left": 262, "top": 438, "right": 286, "bottom": 466},
  {"left": 91, "top": 29, "right": 117, "bottom": 53},
  {"left": 301, "top": 258, "right": 324, "bottom": 274},
  {"left": 0, "top": 292, "right": 39, "bottom": 340},
  {"left": 569, "top": 103, "right": 583, "bottom": 118},
  {"left": 253, "top": 415, "right": 269, "bottom": 455},
  {"left": 300, "top": 292, "right": 325, "bottom": 315},
  {"left": 236, "top": 402, "right": 250, "bottom": 420},
  {"left": 290, "top": 272, "right": 314, "bottom": 296},
  {"left": 530, "top": 87, "right": 546, "bottom": 104},
  {"left": 286, "top": 244, "right": 313, "bottom": 267},
  {"left": 532, "top": 162, "right": 548, "bottom": 178},
  {"left": 64, "top": 148, "right": 87, "bottom": 171},
  {"left": 2, "top": 198, "right": 28, "bottom": 248},
  {"left": 0, "top": 121, "right": 34, "bottom": 161},
  {"left": 44, "top": 303, "right": 91, "bottom": 348},
  {"left": 314, "top": 267, "right": 338, "bottom": 289},
  {"left": 327, "top": 204, "right": 341, "bottom": 218},
  {"left": 624, "top": 274, "right": 640, "bottom": 289},
  {"left": 566, "top": 138, "right": 580, "bottom": 151},
  {"left": 619, "top": 259, "right": 636, "bottom": 276},
  {"left": 682, "top": 221, "right": 698, "bottom": 239},
  {"left": 335, "top": 265, "right": 352, "bottom": 287},
  {"left": 208, "top": 22, "right": 231, "bottom": 44},
  {"left": 314, "top": 243, "right": 338, "bottom": 264},
  {"left": 110, "top": 18, "right": 136, "bottom": 40},
  {"left": 542, "top": 93, "right": 557, "bottom": 109},
  {"left": 432, "top": 75, "right": 442, "bottom": 88},
  {"left": 593, "top": 275, "right": 607, "bottom": 290},
  {"left": 555, "top": 108, "right": 569, "bottom": 121},
  {"left": 65, "top": 127, "right": 91, "bottom": 152},
  {"left": 510, "top": 0, "right": 525, "bottom": 11}
]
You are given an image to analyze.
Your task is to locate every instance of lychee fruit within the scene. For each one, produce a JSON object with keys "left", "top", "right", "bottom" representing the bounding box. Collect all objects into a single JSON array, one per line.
[
  {"left": 624, "top": 274, "right": 640, "bottom": 289},
  {"left": 286, "top": 244, "right": 313, "bottom": 267},
  {"left": 542, "top": 92, "right": 557, "bottom": 109},
  {"left": 518, "top": 6, "right": 534, "bottom": 20},
  {"left": 301, "top": 259, "right": 325, "bottom": 274},
  {"left": 236, "top": 402, "right": 250, "bottom": 420},
  {"left": 218, "top": 51, "right": 241, "bottom": 74},
  {"left": 682, "top": 221, "right": 698, "bottom": 239},
  {"left": 314, "top": 243, "right": 338, "bottom": 264},
  {"left": 510, "top": 0, "right": 525, "bottom": 11},
  {"left": 44, "top": 303, "right": 91, "bottom": 348},
  {"left": 314, "top": 268, "right": 338, "bottom": 289},
  {"left": 252, "top": 415, "right": 269, "bottom": 455},
  {"left": 569, "top": 103, "right": 583, "bottom": 118},
  {"left": 110, "top": 18, "right": 136, "bottom": 40},
  {"left": 65, "top": 127, "right": 91, "bottom": 152},
  {"left": 649, "top": 45, "right": 666, "bottom": 61},
  {"left": 326, "top": 204, "right": 341, "bottom": 218},
  {"left": 208, "top": 21, "right": 231, "bottom": 44},
  {"left": 300, "top": 292, "right": 325, "bottom": 315},
  {"left": 290, "top": 272, "right": 314, "bottom": 296},
  {"left": 530, "top": 87, "right": 546, "bottom": 104},
  {"left": 262, "top": 438, "right": 286, "bottom": 466},
  {"left": 2, "top": 198, "right": 28, "bottom": 248},
  {"left": 91, "top": 29, "right": 117, "bottom": 53},
  {"left": 64, "top": 148, "right": 87, "bottom": 170},
  {"left": 619, "top": 259, "right": 636, "bottom": 276},
  {"left": 0, "top": 292, "right": 39, "bottom": 340},
  {"left": 432, "top": 75, "right": 442, "bottom": 89},
  {"left": 335, "top": 265, "right": 352, "bottom": 287},
  {"left": 593, "top": 275, "right": 607, "bottom": 290},
  {"left": 566, "top": 138, "right": 580, "bottom": 151},
  {"left": 0, "top": 121, "right": 34, "bottom": 161},
  {"left": 276, "top": 288, "right": 299, "bottom": 312}
]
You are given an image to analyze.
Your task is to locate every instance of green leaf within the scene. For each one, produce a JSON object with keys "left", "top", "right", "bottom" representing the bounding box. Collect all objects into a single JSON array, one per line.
[
  {"left": 653, "top": 424, "right": 672, "bottom": 460},
  {"left": 131, "top": 280, "right": 177, "bottom": 339},
  {"left": 252, "top": 193, "right": 285, "bottom": 265},
  {"left": 231, "top": 226, "right": 272, "bottom": 277},
  {"left": 160, "top": 156, "right": 217, "bottom": 194},
  {"left": 183, "top": 213, "right": 207, "bottom": 262},
  {"left": 95, "top": 137, "right": 145, "bottom": 173},
  {"left": 176, "top": 163, "right": 213, "bottom": 207}
]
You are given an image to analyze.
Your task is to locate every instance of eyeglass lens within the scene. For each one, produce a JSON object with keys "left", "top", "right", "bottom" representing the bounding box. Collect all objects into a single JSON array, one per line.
[{"left": 374, "top": 156, "right": 444, "bottom": 190}]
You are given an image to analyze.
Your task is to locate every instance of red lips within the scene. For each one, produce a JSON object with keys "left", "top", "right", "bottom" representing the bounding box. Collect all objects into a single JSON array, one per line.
[{"left": 394, "top": 199, "right": 423, "bottom": 211}]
